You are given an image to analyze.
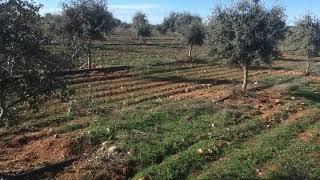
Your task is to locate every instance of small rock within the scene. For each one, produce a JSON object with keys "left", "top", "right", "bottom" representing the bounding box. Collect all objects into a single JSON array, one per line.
[
  {"left": 108, "top": 146, "right": 121, "bottom": 154},
  {"left": 254, "top": 82, "right": 259, "bottom": 85},
  {"left": 101, "top": 141, "right": 109, "bottom": 147},
  {"left": 275, "top": 99, "right": 282, "bottom": 105},
  {"left": 53, "top": 134, "right": 59, "bottom": 138},
  {"left": 197, "top": 148, "right": 204, "bottom": 154},
  {"left": 290, "top": 97, "right": 296, "bottom": 100}
]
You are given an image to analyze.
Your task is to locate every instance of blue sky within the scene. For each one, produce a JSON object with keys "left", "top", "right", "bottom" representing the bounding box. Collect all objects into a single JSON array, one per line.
[{"left": 34, "top": 0, "right": 320, "bottom": 24}]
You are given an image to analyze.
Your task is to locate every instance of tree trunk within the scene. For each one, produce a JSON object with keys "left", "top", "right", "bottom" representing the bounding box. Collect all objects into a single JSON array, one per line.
[
  {"left": 305, "top": 56, "right": 311, "bottom": 75},
  {"left": 0, "top": 86, "right": 5, "bottom": 120},
  {"left": 137, "top": 35, "right": 141, "bottom": 45},
  {"left": 268, "top": 64, "right": 273, "bottom": 74},
  {"left": 87, "top": 43, "right": 92, "bottom": 70},
  {"left": 188, "top": 44, "right": 193, "bottom": 61},
  {"left": 242, "top": 65, "right": 249, "bottom": 92}
]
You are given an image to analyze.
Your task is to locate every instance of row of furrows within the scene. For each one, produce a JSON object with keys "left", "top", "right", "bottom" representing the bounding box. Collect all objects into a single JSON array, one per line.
[
  {"left": 61, "top": 70, "right": 131, "bottom": 80},
  {"left": 69, "top": 65, "right": 230, "bottom": 96},
  {"left": 81, "top": 81, "right": 172, "bottom": 99},
  {"left": 40, "top": 65, "right": 274, "bottom": 119},
  {"left": 74, "top": 78, "right": 151, "bottom": 94},
  {"left": 75, "top": 69, "right": 238, "bottom": 98},
  {"left": 126, "top": 84, "right": 207, "bottom": 105},
  {"left": 72, "top": 66, "right": 272, "bottom": 107},
  {"left": 68, "top": 65, "right": 200, "bottom": 89},
  {"left": 66, "top": 72, "right": 133, "bottom": 85},
  {"left": 146, "top": 65, "right": 226, "bottom": 78}
]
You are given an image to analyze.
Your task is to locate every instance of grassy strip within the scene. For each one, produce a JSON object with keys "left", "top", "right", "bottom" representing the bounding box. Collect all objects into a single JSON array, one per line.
[
  {"left": 89, "top": 100, "right": 258, "bottom": 177},
  {"left": 260, "top": 74, "right": 294, "bottom": 86},
  {"left": 196, "top": 111, "right": 320, "bottom": 179},
  {"left": 259, "top": 121, "right": 320, "bottom": 179},
  {"left": 133, "top": 118, "right": 263, "bottom": 179}
]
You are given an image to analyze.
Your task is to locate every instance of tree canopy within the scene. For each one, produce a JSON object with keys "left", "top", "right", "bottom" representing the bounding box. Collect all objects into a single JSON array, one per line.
[
  {"left": 0, "top": 0, "right": 69, "bottom": 126},
  {"left": 160, "top": 12, "right": 179, "bottom": 34},
  {"left": 175, "top": 13, "right": 205, "bottom": 60},
  {"left": 288, "top": 15, "right": 320, "bottom": 75},
  {"left": 132, "top": 11, "right": 151, "bottom": 43},
  {"left": 62, "top": 0, "right": 115, "bottom": 40},
  {"left": 208, "top": 0, "right": 286, "bottom": 91},
  {"left": 62, "top": 0, "right": 116, "bottom": 69}
]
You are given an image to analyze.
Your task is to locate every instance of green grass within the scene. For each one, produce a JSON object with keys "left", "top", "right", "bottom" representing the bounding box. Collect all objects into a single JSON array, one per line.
[
  {"left": 196, "top": 110, "right": 320, "bottom": 179},
  {"left": 62, "top": 123, "right": 84, "bottom": 132},
  {"left": 260, "top": 74, "right": 294, "bottom": 86},
  {"left": 87, "top": 99, "right": 265, "bottom": 178},
  {"left": 288, "top": 82, "right": 320, "bottom": 105}
]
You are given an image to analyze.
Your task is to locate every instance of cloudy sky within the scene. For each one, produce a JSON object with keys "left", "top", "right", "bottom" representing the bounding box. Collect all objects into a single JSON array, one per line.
[{"left": 34, "top": 0, "right": 320, "bottom": 24}]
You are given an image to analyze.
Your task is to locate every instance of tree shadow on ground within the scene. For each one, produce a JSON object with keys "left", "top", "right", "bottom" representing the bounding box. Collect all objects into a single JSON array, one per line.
[
  {"left": 290, "top": 89, "right": 320, "bottom": 104},
  {"left": 276, "top": 57, "right": 320, "bottom": 62},
  {"left": 151, "top": 59, "right": 221, "bottom": 67},
  {"left": 250, "top": 66, "right": 286, "bottom": 71},
  {"left": 268, "top": 165, "right": 308, "bottom": 180}
]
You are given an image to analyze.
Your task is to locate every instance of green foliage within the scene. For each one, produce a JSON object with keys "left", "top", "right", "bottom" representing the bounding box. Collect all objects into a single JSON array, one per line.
[
  {"left": 175, "top": 13, "right": 205, "bottom": 46},
  {"left": 208, "top": 0, "right": 286, "bottom": 66},
  {"left": 0, "top": 0, "right": 69, "bottom": 126},
  {"left": 287, "top": 15, "right": 320, "bottom": 74},
  {"left": 208, "top": 0, "right": 286, "bottom": 91},
  {"left": 41, "top": 13, "right": 65, "bottom": 39},
  {"left": 159, "top": 12, "right": 205, "bottom": 60},
  {"left": 160, "top": 12, "right": 179, "bottom": 34},
  {"left": 90, "top": 119, "right": 116, "bottom": 144},
  {"left": 62, "top": 0, "right": 115, "bottom": 40},
  {"left": 289, "top": 15, "right": 320, "bottom": 58},
  {"left": 132, "top": 11, "right": 152, "bottom": 39}
]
